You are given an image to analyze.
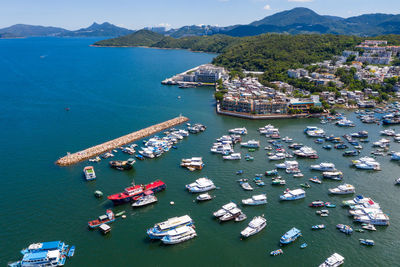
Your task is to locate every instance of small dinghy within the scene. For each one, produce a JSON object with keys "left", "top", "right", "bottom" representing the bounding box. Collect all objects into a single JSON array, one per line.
[
  {"left": 94, "top": 190, "right": 103, "bottom": 198},
  {"left": 309, "top": 177, "right": 322, "bottom": 184},
  {"left": 270, "top": 249, "right": 283, "bottom": 256},
  {"left": 67, "top": 246, "right": 75, "bottom": 257},
  {"left": 300, "top": 243, "right": 307, "bottom": 249},
  {"left": 311, "top": 224, "right": 325, "bottom": 230}
]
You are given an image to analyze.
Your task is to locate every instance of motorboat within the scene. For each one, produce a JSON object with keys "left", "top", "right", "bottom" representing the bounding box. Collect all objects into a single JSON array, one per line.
[
  {"left": 329, "top": 184, "right": 355, "bottom": 195},
  {"left": 280, "top": 189, "right": 306, "bottom": 201},
  {"left": 223, "top": 153, "right": 241, "bottom": 160},
  {"left": 242, "top": 194, "right": 267, "bottom": 205},
  {"left": 391, "top": 152, "right": 400, "bottom": 160},
  {"left": 304, "top": 126, "right": 325, "bottom": 137},
  {"left": 319, "top": 253, "right": 344, "bottom": 267},
  {"left": 147, "top": 215, "right": 194, "bottom": 239},
  {"left": 294, "top": 146, "right": 318, "bottom": 158},
  {"left": 196, "top": 193, "right": 213, "bottom": 202},
  {"left": 336, "top": 224, "right": 353, "bottom": 234},
  {"left": 229, "top": 127, "right": 247, "bottom": 135},
  {"left": 235, "top": 213, "right": 247, "bottom": 222},
  {"left": 312, "top": 224, "right": 326, "bottom": 230},
  {"left": 271, "top": 178, "right": 286, "bottom": 185},
  {"left": 83, "top": 166, "right": 96, "bottom": 181},
  {"left": 309, "top": 177, "right": 322, "bottom": 184},
  {"left": 343, "top": 150, "right": 359, "bottom": 156},
  {"left": 240, "top": 181, "right": 254, "bottom": 191},
  {"left": 109, "top": 158, "right": 136, "bottom": 170},
  {"left": 380, "top": 129, "right": 395, "bottom": 136},
  {"left": 186, "top": 178, "right": 216, "bottom": 193},
  {"left": 280, "top": 227, "right": 301, "bottom": 245},
  {"left": 268, "top": 153, "right": 286, "bottom": 160},
  {"left": 275, "top": 160, "right": 298, "bottom": 169},
  {"left": 213, "top": 202, "right": 237, "bottom": 217},
  {"left": 132, "top": 192, "right": 158, "bottom": 207},
  {"left": 270, "top": 249, "right": 283, "bottom": 256},
  {"left": 310, "top": 162, "right": 336, "bottom": 171},
  {"left": 309, "top": 200, "right": 325, "bottom": 207},
  {"left": 336, "top": 118, "right": 355, "bottom": 127},
  {"left": 161, "top": 226, "right": 197, "bottom": 245},
  {"left": 362, "top": 224, "right": 377, "bottom": 231},
  {"left": 219, "top": 208, "right": 243, "bottom": 222},
  {"left": 180, "top": 157, "right": 204, "bottom": 171},
  {"left": 240, "top": 216, "right": 267, "bottom": 238},
  {"left": 240, "top": 140, "right": 260, "bottom": 148},
  {"left": 359, "top": 239, "right": 375, "bottom": 246},
  {"left": 322, "top": 171, "right": 343, "bottom": 180}
]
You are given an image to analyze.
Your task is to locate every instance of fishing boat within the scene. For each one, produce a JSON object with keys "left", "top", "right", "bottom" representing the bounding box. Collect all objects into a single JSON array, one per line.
[
  {"left": 329, "top": 184, "right": 355, "bottom": 195},
  {"left": 312, "top": 224, "right": 326, "bottom": 230},
  {"left": 280, "top": 227, "right": 302, "bottom": 245},
  {"left": 309, "top": 200, "right": 325, "bottom": 207},
  {"left": 213, "top": 202, "right": 237, "bottom": 217},
  {"left": 186, "top": 177, "right": 216, "bottom": 193},
  {"left": 359, "top": 239, "right": 375, "bottom": 246},
  {"left": 336, "top": 224, "right": 353, "bottom": 235},
  {"left": 309, "top": 177, "right": 322, "bottom": 184},
  {"left": 280, "top": 189, "right": 306, "bottom": 201},
  {"left": 147, "top": 215, "right": 194, "bottom": 239},
  {"left": 242, "top": 194, "right": 267, "bottom": 205},
  {"left": 161, "top": 226, "right": 197, "bottom": 245},
  {"left": 319, "top": 253, "right": 344, "bottom": 267},
  {"left": 196, "top": 193, "right": 213, "bottom": 202},
  {"left": 88, "top": 209, "right": 115, "bottom": 228},
  {"left": 240, "top": 216, "right": 267, "bottom": 238},
  {"left": 132, "top": 191, "right": 158, "bottom": 207},
  {"left": 270, "top": 249, "right": 283, "bottom": 256},
  {"left": 83, "top": 166, "right": 96, "bottom": 181},
  {"left": 109, "top": 158, "right": 136, "bottom": 170},
  {"left": 107, "top": 180, "right": 166, "bottom": 205}
]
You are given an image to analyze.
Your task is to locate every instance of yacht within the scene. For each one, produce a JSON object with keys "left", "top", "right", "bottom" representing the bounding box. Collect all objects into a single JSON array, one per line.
[
  {"left": 294, "top": 146, "right": 318, "bottom": 158},
  {"left": 280, "top": 189, "right": 306, "bottom": 201},
  {"left": 186, "top": 178, "right": 216, "bottom": 193},
  {"left": 268, "top": 153, "right": 286, "bottom": 160},
  {"left": 223, "top": 153, "right": 241, "bottom": 160},
  {"left": 213, "top": 202, "right": 237, "bottom": 217},
  {"left": 229, "top": 127, "right": 247, "bottom": 135},
  {"left": 275, "top": 160, "right": 299, "bottom": 169},
  {"left": 242, "top": 194, "right": 267, "bottom": 205},
  {"left": 161, "top": 226, "right": 197, "bottom": 245},
  {"left": 322, "top": 171, "right": 343, "bottom": 180},
  {"left": 319, "top": 253, "right": 345, "bottom": 267},
  {"left": 310, "top": 162, "right": 336, "bottom": 171},
  {"left": 380, "top": 129, "right": 395, "bottom": 136},
  {"left": 196, "top": 193, "right": 213, "bottom": 201},
  {"left": 304, "top": 126, "right": 325, "bottom": 137},
  {"left": 132, "top": 192, "right": 158, "bottom": 207},
  {"left": 219, "top": 208, "right": 243, "bottom": 222},
  {"left": 336, "top": 118, "right": 355, "bottom": 127},
  {"left": 240, "top": 216, "right": 267, "bottom": 238},
  {"left": 240, "top": 140, "right": 260, "bottom": 148},
  {"left": 280, "top": 227, "right": 302, "bottom": 244},
  {"left": 329, "top": 184, "right": 355, "bottom": 195},
  {"left": 83, "top": 166, "right": 96, "bottom": 181},
  {"left": 147, "top": 215, "right": 194, "bottom": 239},
  {"left": 355, "top": 161, "right": 381, "bottom": 170},
  {"left": 353, "top": 213, "right": 390, "bottom": 226}
]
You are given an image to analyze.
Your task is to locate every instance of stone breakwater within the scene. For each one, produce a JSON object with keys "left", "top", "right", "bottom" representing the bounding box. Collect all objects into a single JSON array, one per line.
[{"left": 56, "top": 116, "right": 189, "bottom": 166}]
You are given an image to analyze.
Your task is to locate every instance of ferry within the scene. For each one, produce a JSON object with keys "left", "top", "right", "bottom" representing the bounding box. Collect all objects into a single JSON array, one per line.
[
  {"left": 280, "top": 189, "right": 306, "bottom": 201},
  {"left": 147, "top": 215, "right": 194, "bottom": 239},
  {"left": 161, "top": 226, "right": 197, "bottom": 245},
  {"left": 88, "top": 209, "right": 115, "bottom": 228},
  {"left": 319, "top": 253, "right": 344, "bottom": 267},
  {"left": 242, "top": 194, "right": 267, "bottom": 205},
  {"left": 240, "top": 216, "right": 266, "bottom": 238},
  {"left": 185, "top": 178, "right": 216, "bottom": 193},
  {"left": 83, "top": 166, "right": 96, "bottom": 181},
  {"left": 107, "top": 180, "right": 166, "bottom": 205},
  {"left": 280, "top": 227, "right": 302, "bottom": 245}
]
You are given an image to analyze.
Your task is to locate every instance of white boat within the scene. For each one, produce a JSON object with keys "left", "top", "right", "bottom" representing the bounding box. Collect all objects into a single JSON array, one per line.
[
  {"left": 329, "top": 184, "right": 355, "bottom": 195},
  {"left": 147, "top": 215, "right": 194, "bottom": 239},
  {"left": 229, "top": 127, "right": 247, "bottom": 135},
  {"left": 310, "top": 162, "right": 336, "bottom": 171},
  {"left": 276, "top": 160, "right": 299, "bottom": 169},
  {"left": 268, "top": 153, "right": 286, "bottom": 160},
  {"left": 355, "top": 161, "right": 380, "bottom": 170},
  {"left": 211, "top": 144, "right": 234, "bottom": 154},
  {"left": 223, "top": 153, "right": 241, "bottom": 160},
  {"left": 186, "top": 178, "right": 216, "bottom": 193},
  {"left": 83, "top": 166, "right": 96, "bottom": 181},
  {"left": 240, "top": 182, "right": 254, "bottom": 191},
  {"left": 362, "top": 224, "right": 377, "bottom": 231},
  {"left": 380, "top": 129, "right": 395, "bottom": 136},
  {"left": 161, "top": 226, "right": 197, "bottom": 245},
  {"left": 354, "top": 212, "right": 390, "bottom": 226},
  {"left": 219, "top": 208, "right": 243, "bottom": 222},
  {"left": 336, "top": 118, "right": 355, "bottom": 127},
  {"left": 282, "top": 136, "right": 293, "bottom": 143},
  {"left": 373, "top": 138, "right": 390, "bottom": 147},
  {"left": 240, "top": 140, "right": 260, "bottom": 148},
  {"left": 294, "top": 146, "right": 318, "bottom": 158},
  {"left": 240, "top": 216, "right": 267, "bottom": 238},
  {"left": 323, "top": 171, "right": 343, "bottom": 180},
  {"left": 242, "top": 194, "right": 267, "bottom": 205},
  {"left": 319, "top": 253, "right": 345, "bottom": 267},
  {"left": 391, "top": 152, "right": 400, "bottom": 160},
  {"left": 304, "top": 126, "right": 325, "bottom": 137},
  {"left": 132, "top": 193, "right": 158, "bottom": 207},
  {"left": 213, "top": 202, "right": 237, "bottom": 217},
  {"left": 280, "top": 189, "right": 306, "bottom": 201},
  {"left": 395, "top": 178, "right": 400, "bottom": 185},
  {"left": 138, "top": 149, "right": 155, "bottom": 158},
  {"left": 196, "top": 193, "right": 213, "bottom": 201}
]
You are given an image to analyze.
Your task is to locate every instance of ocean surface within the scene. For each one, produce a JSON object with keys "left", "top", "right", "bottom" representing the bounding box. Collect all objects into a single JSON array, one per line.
[{"left": 0, "top": 37, "right": 399, "bottom": 266}]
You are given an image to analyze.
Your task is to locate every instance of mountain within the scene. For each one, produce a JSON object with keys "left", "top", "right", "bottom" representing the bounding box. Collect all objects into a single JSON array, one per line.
[
  {"left": 93, "top": 29, "right": 164, "bottom": 47},
  {"left": 0, "top": 24, "right": 69, "bottom": 37},
  {"left": 61, "top": 22, "right": 133, "bottom": 37}
]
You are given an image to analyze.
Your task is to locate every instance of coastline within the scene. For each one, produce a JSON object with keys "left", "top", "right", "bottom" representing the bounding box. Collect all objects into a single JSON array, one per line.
[{"left": 89, "top": 44, "right": 217, "bottom": 54}]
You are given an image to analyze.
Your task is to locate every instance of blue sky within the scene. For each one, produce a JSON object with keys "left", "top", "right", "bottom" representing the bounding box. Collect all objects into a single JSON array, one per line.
[{"left": 1, "top": 0, "right": 399, "bottom": 30}]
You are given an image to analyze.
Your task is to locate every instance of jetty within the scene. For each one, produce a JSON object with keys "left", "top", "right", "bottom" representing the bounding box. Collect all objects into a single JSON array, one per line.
[{"left": 56, "top": 116, "right": 189, "bottom": 166}]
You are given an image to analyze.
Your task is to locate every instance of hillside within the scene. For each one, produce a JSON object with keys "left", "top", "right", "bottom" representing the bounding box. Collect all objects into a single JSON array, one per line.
[
  {"left": 93, "top": 30, "right": 164, "bottom": 46},
  {"left": 0, "top": 24, "right": 69, "bottom": 37},
  {"left": 61, "top": 22, "right": 133, "bottom": 37}
]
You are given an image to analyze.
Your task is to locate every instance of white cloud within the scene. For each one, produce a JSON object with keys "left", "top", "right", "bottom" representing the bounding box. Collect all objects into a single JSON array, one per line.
[
  {"left": 288, "top": 0, "right": 313, "bottom": 2},
  {"left": 263, "top": 4, "right": 271, "bottom": 10},
  {"left": 158, "top": 23, "right": 171, "bottom": 28}
]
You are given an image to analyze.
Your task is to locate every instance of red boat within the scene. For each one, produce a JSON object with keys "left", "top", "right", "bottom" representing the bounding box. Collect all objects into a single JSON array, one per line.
[
  {"left": 88, "top": 209, "right": 115, "bottom": 228},
  {"left": 309, "top": 200, "right": 325, "bottom": 207},
  {"left": 107, "top": 180, "right": 166, "bottom": 205}
]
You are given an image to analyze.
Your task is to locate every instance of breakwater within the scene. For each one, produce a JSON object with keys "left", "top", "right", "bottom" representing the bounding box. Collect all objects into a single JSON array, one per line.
[{"left": 56, "top": 116, "right": 189, "bottom": 166}]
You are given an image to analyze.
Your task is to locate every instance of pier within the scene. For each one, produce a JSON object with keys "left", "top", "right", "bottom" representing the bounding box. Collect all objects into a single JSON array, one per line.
[{"left": 56, "top": 116, "right": 189, "bottom": 166}]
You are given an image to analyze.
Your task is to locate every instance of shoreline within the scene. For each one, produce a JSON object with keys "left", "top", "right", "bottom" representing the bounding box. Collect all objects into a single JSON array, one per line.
[{"left": 89, "top": 44, "right": 217, "bottom": 54}]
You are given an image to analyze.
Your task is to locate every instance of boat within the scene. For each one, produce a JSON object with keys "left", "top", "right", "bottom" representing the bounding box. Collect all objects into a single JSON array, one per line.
[
  {"left": 265, "top": 169, "right": 278, "bottom": 176},
  {"left": 223, "top": 153, "right": 241, "bottom": 160},
  {"left": 245, "top": 154, "right": 254, "bottom": 161},
  {"left": 309, "top": 177, "right": 322, "bottom": 184},
  {"left": 359, "top": 239, "right": 375, "bottom": 246},
  {"left": 323, "top": 145, "right": 332, "bottom": 150},
  {"left": 229, "top": 127, "right": 247, "bottom": 135},
  {"left": 180, "top": 157, "right": 204, "bottom": 171},
  {"left": 293, "top": 173, "right": 304, "bottom": 178},
  {"left": 300, "top": 243, "right": 308, "bottom": 249},
  {"left": 115, "top": 211, "right": 126, "bottom": 217},
  {"left": 147, "top": 215, "right": 194, "bottom": 239},
  {"left": 213, "top": 202, "right": 237, "bottom": 217},
  {"left": 83, "top": 166, "right": 96, "bottom": 181},
  {"left": 271, "top": 178, "right": 286, "bottom": 185},
  {"left": 161, "top": 226, "right": 197, "bottom": 245},
  {"left": 334, "top": 143, "right": 348, "bottom": 149},
  {"left": 239, "top": 181, "right": 254, "bottom": 191},
  {"left": 196, "top": 193, "right": 213, "bottom": 202},
  {"left": 270, "top": 249, "right": 283, "bottom": 256},
  {"left": 268, "top": 153, "right": 286, "bottom": 160},
  {"left": 109, "top": 158, "right": 136, "bottom": 170},
  {"left": 242, "top": 194, "right": 267, "bottom": 205},
  {"left": 99, "top": 223, "right": 111, "bottom": 234},
  {"left": 186, "top": 177, "right": 216, "bottom": 193},
  {"left": 88, "top": 156, "right": 101, "bottom": 162},
  {"left": 362, "top": 224, "right": 377, "bottom": 231},
  {"left": 319, "top": 253, "right": 345, "bottom": 267},
  {"left": 280, "top": 227, "right": 302, "bottom": 245},
  {"left": 235, "top": 213, "right": 247, "bottom": 222},
  {"left": 282, "top": 136, "right": 293, "bottom": 143},
  {"left": 309, "top": 200, "right": 325, "bottom": 207},
  {"left": 280, "top": 189, "right": 306, "bottom": 201},
  {"left": 300, "top": 183, "right": 311, "bottom": 188},
  {"left": 107, "top": 180, "right": 166, "bottom": 205},
  {"left": 391, "top": 152, "right": 400, "bottom": 160},
  {"left": 67, "top": 246, "right": 75, "bottom": 257},
  {"left": 312, "top": 224, "right": 326, "bottom": 230},
  {"left": 343, "top": 150, "right": 359, "bottom": 156},
  {"left": 94, "top": 190, "right": 103, "bottom": 198},
  {"left": 132, "top": 191, "right": 158, "bottom": 207},
  {"left": 240, "top": 216, "right": 267, "bottom": 238},
  {"left": 240, "top": 140, "right": 260, "bottom": 148},
  {"left": 336, "top": 224, "right": 353, "bottom": 235},
  {"left": 314, "top": 138, "right": 324, "bottom": 144},
  {"left": 325, "top": 202, "right": 336, "bottom": 208},
  {"left": 318, "top": 209, "right": 330, "bottom": 217},
  {"left": 135, "top": 154, "right": 145, "bottom": 160},
  {"left": 336, "top": 118, "right": 355, "bottom": 127},
  {"left": 294, "top": 146, "right": 318, "bottom": 159},
  {"left": 304, "top": 126, "right": 325, "bottom": 137},
  {"left": 219, "top": 208, "right": 243, "bottom": 222},
  {"left": 322, "top": 171, "right": 343, "bottom": 180},
  {"left": 236, "top": 170, "right": 244, "bottom": 175},
  {"left": 88, "top": 209, "right": 115, "bottom": 228},
  {"left": 354, "top": 213, "right": 390, "bottom": 226},
  {"left": 329, "top": 184, "right": 355, "bottom": 195},
  {"left": 380, "top": 129, "right": 395, "bottom": 136},
  {"left": 275, "top": 160, "right": 299, "bottom": 169}
]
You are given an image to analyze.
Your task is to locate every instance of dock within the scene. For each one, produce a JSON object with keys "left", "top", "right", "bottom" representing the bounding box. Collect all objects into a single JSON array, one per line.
[{"left": 56, "top": 116, "right": 189, "bottom": 166}]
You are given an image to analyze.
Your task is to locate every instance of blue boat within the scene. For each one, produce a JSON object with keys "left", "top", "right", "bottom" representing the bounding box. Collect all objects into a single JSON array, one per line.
[
  {"left": 236, "top": 170, "right": 244, "bottom": 175},
  {"left": 322, "top": 145, "right": 332, "bottom": 150},
  {"left": 67, "top": 246, "right": 75, "bottom": 257},
  {"left": 280, "top": 228, "right": 302, "bottom": 245},
  {"left": 300, "top": 243, "right": 307, "bottom": 249}
]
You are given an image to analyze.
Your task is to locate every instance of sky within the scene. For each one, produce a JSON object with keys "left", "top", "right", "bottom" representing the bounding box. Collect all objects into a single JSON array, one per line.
[{"left": 1, "top": 0, "right": 400, "bottom": 30}]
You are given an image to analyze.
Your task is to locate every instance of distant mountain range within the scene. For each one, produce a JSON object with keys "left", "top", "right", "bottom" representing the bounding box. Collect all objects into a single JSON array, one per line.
[
  {"left": 2, "top": 8, "right": 400, "bottom": 38},
  {"left": 0, "top": 22, "right": 133, "bottom": 38}
]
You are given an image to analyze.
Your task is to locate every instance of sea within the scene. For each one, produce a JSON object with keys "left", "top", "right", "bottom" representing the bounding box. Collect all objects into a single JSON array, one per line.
[{"left": 0, "top": 37, "right": 399, "bottom": 266}]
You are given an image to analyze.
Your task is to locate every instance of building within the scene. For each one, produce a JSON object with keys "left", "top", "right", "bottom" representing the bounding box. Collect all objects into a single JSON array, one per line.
[{"left": 288, "top": 96, "right": 322, "bottom": 113}]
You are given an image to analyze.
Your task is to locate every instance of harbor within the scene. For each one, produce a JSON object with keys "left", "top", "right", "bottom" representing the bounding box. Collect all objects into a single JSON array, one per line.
[{"left": 56, "top": 116, "right": 189, "bottom": 166}]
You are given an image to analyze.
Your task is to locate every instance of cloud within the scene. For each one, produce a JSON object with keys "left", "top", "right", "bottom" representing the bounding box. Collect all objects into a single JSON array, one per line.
[
  {"left": 288, "top": 0, "right": 313, "bottom": 2},
  {"left": 158, "top": 23, "right": 171, "bottom": 28},
  {"left": 263, "top": 4, "right": 271, "bottom": 10}
]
